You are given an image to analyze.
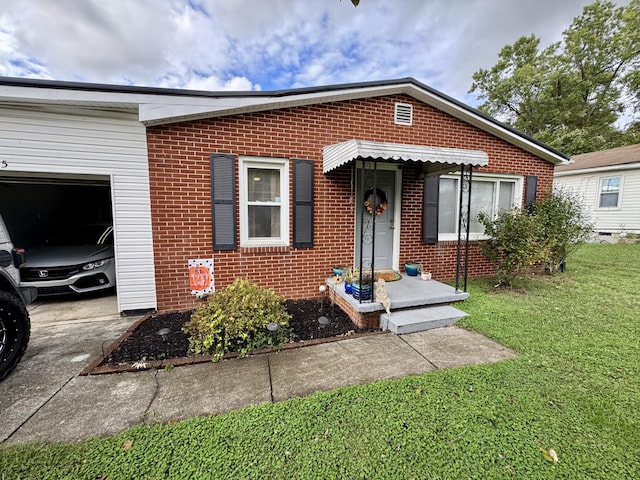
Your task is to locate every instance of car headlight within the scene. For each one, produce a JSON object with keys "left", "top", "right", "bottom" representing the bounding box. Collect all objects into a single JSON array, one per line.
[{"left": 82, "top": 258, "right": 112, "bottom": 271}]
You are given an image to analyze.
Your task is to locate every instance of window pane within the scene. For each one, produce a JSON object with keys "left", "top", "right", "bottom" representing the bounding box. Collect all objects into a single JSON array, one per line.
[
  {"left": 600, "top": 193, "right": 619, "bottom": 207},
  {"left": 498, "top": 182, "right": 514, "bottom": 211},
  {"left": 470, "top": 181, "right": 495, "bottom": 234},
  {"left": 248, "top": 168, "right": 280, "bottom": 202},
  {"left": 438, "top": 178, "right": 458, "bottom": 234},
  {"left": 601, "top": 177, "right": 620, "bottom": 192},
  {"left": 248, "top": 205, "right": 281, "bottom": 238}
]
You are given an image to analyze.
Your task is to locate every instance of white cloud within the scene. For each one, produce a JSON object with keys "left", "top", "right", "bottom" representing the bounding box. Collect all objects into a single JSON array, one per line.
[{"left": 0, "top": 0, "right": 629, "bottom": 103}]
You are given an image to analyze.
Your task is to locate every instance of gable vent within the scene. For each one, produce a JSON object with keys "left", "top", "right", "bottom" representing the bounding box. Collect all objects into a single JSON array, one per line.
[{"left": 395, "top": 102, "right": 413, "bottom": 125}]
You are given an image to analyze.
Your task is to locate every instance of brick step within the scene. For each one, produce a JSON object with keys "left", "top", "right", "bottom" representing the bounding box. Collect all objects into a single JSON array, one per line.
[{"left": 380, "top": 305, "right": 468, "bottom": 334}]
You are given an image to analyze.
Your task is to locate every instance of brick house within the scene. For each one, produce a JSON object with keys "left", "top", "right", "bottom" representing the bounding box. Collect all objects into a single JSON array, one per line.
[
  {"left": 0, "top": 77, "right": 568, "bottom": 316},
  {"left": 143, "top": 78, "right": 568, "bottom": 311}
]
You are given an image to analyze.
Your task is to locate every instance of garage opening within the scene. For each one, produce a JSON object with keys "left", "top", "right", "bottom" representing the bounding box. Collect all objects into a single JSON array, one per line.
[{"left": 0, "top": 173, "right": 115, "bottom": 298}]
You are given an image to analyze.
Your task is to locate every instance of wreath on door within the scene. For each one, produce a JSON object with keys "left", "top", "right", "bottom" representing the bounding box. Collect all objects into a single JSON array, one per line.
[{"left": 363, "top": 188, "right": 388, "bottom": 216}]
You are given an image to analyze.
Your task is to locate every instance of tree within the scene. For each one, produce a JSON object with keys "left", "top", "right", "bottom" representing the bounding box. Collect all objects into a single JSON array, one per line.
[{"left": 470, "top": 0, "right": 640, "bottom": 155}]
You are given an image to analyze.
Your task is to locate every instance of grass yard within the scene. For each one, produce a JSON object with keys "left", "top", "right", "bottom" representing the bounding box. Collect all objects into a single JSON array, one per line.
[{"left": 1, "top": 244, "right": 638, "bottom": 479}]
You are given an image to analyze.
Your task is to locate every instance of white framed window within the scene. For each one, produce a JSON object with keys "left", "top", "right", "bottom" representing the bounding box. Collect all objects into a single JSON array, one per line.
[
  {"left": 239, "top": 156, "right": 289, "bottom": 247},
  {"left": 598, "top": 176, "right": 621, "bottom": 208},
  {"left": 438, "top": 173, "right": 522, "bottom": 240}
]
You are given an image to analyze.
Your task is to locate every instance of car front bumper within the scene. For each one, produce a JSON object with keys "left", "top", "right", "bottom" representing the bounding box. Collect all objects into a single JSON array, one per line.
[{"left": 21, "top": 262, "right": 116, "bottom": 296}]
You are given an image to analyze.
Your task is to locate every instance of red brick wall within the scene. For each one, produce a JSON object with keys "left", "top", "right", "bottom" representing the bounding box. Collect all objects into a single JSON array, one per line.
[{"left": 146, "top": 95, "right": 554, "bottom": 310}]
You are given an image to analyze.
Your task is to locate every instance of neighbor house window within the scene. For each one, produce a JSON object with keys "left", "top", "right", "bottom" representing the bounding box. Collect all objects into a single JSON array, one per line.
[
  {"left": 438, "top": 174, "right": 521, "bottom": 239},
  {"left": 598, "top": 176, "right": 621, "bottom": 208},
  {"left": 239, "top": 157, "right": 289, "bottom": 247}
]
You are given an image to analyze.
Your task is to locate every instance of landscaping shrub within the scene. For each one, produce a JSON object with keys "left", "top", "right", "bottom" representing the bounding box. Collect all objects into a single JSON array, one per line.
[
  {"left": 184, "top": 278, "right": 291, "bottom": 359},
  {"left": 479, "top": 188, "right": 594, "bottom": 284},
  {"left": 478, "top": 208, "right": 542, "bottom": 286},
  {"left": 532, "top": 188, "right": 593, "bottom": 273}
]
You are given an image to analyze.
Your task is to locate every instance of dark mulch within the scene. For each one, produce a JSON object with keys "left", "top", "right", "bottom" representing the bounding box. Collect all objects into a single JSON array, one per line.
[{"left": 105, "top": 299, "right": 376, "bottom": 365}]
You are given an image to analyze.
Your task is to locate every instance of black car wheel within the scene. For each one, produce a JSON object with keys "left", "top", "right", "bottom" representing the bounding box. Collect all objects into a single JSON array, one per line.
[{"left": 0, "top": 290, "right": 31, "bottom": 381}]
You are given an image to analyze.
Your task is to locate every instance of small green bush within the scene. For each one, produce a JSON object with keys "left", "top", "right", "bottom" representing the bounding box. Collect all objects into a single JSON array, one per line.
[
  {"left": 532, "top": 188, "right": 593, "bottom": 273},
  {"left": 478, "top": 208, "right": 542, "bottom": 286},
  {"left": 184, "top": 278, "right": 291, "bottom": 359},
  {"left": 479, "top": 188, "right": 594, "bottom": 284}
]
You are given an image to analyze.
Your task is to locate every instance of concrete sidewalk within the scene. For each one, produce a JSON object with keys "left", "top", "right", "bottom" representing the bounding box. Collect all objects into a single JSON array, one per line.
[{"left": 0, "top": 296, "right": 515, "bottom": 446}]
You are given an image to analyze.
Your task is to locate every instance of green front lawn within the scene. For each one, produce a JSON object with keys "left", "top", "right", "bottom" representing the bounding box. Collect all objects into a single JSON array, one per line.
[{"left": 2, "top": 244, "right": 639, "bottom": 479}]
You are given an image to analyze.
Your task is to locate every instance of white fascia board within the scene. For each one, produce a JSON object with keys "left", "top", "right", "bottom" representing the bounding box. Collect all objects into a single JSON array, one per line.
[
  {"left": 0, "top": 84, "right": 222, "bottom": 110},
  {"left": 554, "top": 163, "right": 640, "bottom": 177},
  {"left": 138, "top": 84, "right": 406, "bottom": 126}
]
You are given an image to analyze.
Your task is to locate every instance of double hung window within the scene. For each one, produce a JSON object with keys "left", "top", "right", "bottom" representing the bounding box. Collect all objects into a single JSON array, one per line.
[
  {"left": 598, "top": 176, "right": 621, "bottom": 208},
  {"left": 438, "top": 174, "right": 521, "bottom": 240},
  {"left": 239, "top": 157, "right": 289, "bottom": 247}
]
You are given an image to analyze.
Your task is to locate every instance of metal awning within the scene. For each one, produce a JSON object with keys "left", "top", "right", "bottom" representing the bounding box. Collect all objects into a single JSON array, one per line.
[{"left": 322, "top": 139, "right": 489, "bottom": 176}]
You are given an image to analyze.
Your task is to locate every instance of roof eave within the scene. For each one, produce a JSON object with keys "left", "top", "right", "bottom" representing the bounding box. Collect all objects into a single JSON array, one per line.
[
  {"left": 554, "top": 162, "right": 640, "bottom": 176},
  {"left": 140, "top": 79, "right": 569, "bottom": 166},
  {"left": 0, "top": 76, "right": 569, "bottom": 165}
]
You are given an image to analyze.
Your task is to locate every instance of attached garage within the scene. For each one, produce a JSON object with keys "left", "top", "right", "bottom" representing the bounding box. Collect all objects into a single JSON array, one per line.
[{"left": 0, "top": 102, "right": 156, "bottom": 314}]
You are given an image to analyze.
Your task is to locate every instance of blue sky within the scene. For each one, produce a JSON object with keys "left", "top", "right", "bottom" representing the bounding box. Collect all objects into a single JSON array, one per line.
[{"left": 0, "top": 0, "right": 626, "bottom": 106}]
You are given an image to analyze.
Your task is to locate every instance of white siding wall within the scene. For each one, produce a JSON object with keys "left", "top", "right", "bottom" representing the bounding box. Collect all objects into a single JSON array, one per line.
[
  {"left": 554, "top": 167, "right": 640, "bottom": 233},
  {"left": 0, "top": 106, "right": 157, "bottom": 312}
]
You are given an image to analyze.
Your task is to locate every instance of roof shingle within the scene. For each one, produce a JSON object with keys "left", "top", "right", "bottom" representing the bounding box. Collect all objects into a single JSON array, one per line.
[{"left": 556, "top": 143, "right": 640, "bottom": 172}]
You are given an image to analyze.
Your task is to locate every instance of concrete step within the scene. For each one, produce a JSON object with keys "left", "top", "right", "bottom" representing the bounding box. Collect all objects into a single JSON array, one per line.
[{"left": 380, "top": 305, "right": 468, "bottom": 334}]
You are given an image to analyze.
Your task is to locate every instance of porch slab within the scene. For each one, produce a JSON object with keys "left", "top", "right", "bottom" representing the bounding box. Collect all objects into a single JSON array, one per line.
[{"left": 327, "top": 275, "right": 469, "bottom": 314}]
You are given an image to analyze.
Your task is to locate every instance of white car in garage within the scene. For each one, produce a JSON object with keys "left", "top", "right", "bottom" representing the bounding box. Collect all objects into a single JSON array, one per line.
[{"left": 20, "top": 223, "right": 116, "bottom": 296}]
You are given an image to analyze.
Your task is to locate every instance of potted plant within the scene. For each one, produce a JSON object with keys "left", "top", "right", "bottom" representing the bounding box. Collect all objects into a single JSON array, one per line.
[
  {"left": 343, "top": 268, "right": 353, "bottom": 294},
  {"left": 352, "top": 268, "right": 373, "bottom": 300},
  {"left": 404, "top": 262, "right": 422, "bottom": 276}
]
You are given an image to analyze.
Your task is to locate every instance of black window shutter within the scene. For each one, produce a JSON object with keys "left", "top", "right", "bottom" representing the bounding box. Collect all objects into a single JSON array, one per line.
[
  {"left": 210, "top": 153, "right": 237, "bottom": 250},
  {"left": 524, "top": 175, "right": 538, "bottom": 213},
  {"left": 422, "top": 175, "right": 440, "bottom": 244},
  {"left": 293, "top": 159, "right": 314, "bottom": 248}
]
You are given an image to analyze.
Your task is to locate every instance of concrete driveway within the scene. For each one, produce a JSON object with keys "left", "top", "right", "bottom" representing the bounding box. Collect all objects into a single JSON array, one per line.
[{"left": 0, "top": 294, "right": 134, "bottom": 443}]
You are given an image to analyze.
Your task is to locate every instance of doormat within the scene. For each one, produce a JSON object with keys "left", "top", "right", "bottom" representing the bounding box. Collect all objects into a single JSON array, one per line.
[{"left": 374, "top": 270, "right": 402, "bottom": 282}]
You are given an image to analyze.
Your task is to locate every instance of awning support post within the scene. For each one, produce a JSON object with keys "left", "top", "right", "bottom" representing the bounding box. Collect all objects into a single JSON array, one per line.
[
  {"left": 357, "top": 159, "right": 378, "bottom": 303},
  {"left": 455, "top": 164, "right": 473, "bottom": 292}
]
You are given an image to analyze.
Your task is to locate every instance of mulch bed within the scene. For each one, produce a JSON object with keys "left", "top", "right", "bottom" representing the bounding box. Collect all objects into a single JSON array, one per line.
[{"left": 89, "top": 299, "right": 378, "bottom": 373}]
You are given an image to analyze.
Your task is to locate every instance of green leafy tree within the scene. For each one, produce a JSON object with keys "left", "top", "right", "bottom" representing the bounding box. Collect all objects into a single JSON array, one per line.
[{"left": 470, "top": 0, "right": 640, "bottom": 155}]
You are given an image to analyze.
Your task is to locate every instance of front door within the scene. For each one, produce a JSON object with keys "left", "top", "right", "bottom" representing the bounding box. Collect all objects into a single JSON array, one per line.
[{"left": 355, "top": 166, "right": 396, "bottom": 270}]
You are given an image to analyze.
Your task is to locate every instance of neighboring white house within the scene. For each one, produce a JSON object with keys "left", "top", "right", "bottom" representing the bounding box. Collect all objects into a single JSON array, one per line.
[{"left": 554, "top": 143, "right": 640, "bottom": 235}]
